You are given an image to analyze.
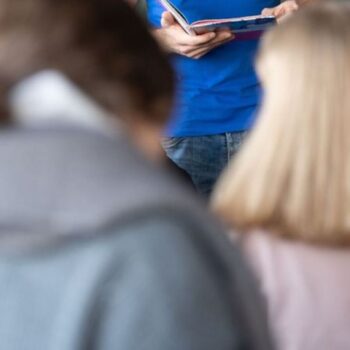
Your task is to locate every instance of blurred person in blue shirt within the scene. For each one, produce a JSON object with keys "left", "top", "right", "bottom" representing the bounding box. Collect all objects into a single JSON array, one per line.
[{"left": 148, "top": 0, "right": 302, "bottom": 196}]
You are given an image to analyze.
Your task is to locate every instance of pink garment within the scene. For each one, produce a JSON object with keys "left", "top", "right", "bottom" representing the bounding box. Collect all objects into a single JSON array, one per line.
[{"left": 239, "top": 230, "right": 350, "bottom": 350}]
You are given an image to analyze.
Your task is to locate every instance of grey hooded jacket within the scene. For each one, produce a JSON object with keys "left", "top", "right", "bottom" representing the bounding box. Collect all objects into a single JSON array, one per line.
[{"left": 0, "top": 124, "right": 273, "bottom": 350}]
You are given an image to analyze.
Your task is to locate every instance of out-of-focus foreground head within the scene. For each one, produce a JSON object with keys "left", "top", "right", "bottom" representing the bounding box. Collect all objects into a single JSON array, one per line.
[
  {"left": 0, "top": 0, "right": 174, "bottom": 125},
  {"left": 212, "top": 0, "right": 350, "bottom": 245}
]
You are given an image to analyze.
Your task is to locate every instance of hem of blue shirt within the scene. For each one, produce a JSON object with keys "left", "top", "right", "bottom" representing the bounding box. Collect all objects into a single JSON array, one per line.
[{"left": 164, "top": 124, "right": 251, "bottom": 137}]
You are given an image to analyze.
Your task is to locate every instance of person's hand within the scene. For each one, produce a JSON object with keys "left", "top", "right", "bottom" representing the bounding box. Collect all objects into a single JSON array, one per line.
[
  {"left": 154, "top": 12, "right": 234, "bottom": 59},
  {"left": 262, "top": 1, "right": 299, "bottom": 22}
]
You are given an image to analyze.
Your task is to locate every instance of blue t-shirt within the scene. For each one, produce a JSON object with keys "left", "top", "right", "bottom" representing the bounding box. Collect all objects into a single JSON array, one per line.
[{"left": 147, "top": 0, "right": 278, "bottom": 137}]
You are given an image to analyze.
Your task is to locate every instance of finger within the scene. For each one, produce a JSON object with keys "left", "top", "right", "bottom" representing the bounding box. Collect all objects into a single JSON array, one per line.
[
  {"left": 194, "top": 31, "right": 233, "bottom": 48},
  {"left": 178, "top": 31, "right": 217, "bottom": 46},
  {"left": 261, "top": 7, "right": 274, "bottom": 17},
  {"left": 276, "top": 2, "right": 299, "bottom": 17},
  {"left": 284, "top": 0, "right": 299, "bottom": 10},
  {"left": 193, "top": 53, "right": 207, "bottom": 59},
  {"left": 283, "top": 3, "right": 299, "bottom": 15},
  {"left": 184, "top": 30, "right": 233, "bottom": 47},
  {"left": 192, "top": 46, "right": 218, "bottom": 59},
  {"left": 216, "top": 27, "right": 232, "bottom": 33},
  {"left": 213, "top": 30, "right": 234, "bottom": 43},
  {"left": 172, "top": 29, "right": 216, "bottom": 47},
  {"left": 200, "top": 36, "right": 234, "bottom": 52},
  {"left": 161, "top": 11, "right": 176, "bottom": 27},
  {"left": 290, "top": 2, "right": 299, "bottom": 11},
  {"left": 276, "top": 5, "right": 299, "bottom": 22},
  {"left": 179, "top": 42, "right": 214, "bottom": 56},
  {"left": 186, "top": 36, "right": 234, "bottom": 58},
  {"left": 180, "top": 35, "right": 232, "bottom": 55},
  {"left": 211, "top": 35, "right": 235, "bottom": 47},
  {"left": 189, "top": 47, "right": 212, "bottom": 58}
]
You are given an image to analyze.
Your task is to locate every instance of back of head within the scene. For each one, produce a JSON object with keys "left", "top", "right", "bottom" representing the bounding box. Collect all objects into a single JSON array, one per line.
[
  {"left": 212, "top": 0, "right": 350, "bottom": 246},
  {"left": 0, "top": 0, "right": 174, "bottom": 125}
]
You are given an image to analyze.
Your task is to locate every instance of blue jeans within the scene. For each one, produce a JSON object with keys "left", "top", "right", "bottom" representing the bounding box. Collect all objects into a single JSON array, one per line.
[{"left": 162, "top": 132, "right": 247, "bottom": 197}]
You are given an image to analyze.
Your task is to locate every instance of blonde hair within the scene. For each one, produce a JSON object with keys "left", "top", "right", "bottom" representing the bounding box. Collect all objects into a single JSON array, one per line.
[{"left": 212, "top": 1, "right": 350, "bottom": 245}]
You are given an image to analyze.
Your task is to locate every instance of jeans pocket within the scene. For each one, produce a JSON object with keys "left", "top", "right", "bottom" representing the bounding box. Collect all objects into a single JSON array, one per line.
[{"left": 161, "top": 137, "right": 185, "bottom": 149}]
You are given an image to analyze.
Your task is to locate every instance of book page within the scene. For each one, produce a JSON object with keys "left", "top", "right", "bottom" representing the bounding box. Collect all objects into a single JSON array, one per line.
[{"left": 159, "top": 0, "right": 196, "bottom": 35}]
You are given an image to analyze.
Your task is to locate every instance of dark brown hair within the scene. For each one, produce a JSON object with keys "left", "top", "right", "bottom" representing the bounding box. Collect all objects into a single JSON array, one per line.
[{"left": 0, "top": 0, "right": 174, "bottom": 124}]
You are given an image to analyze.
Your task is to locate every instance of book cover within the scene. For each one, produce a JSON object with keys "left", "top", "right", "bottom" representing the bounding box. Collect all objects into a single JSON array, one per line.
[{"left": 159, "top": 0, "right": 276, "bottom": 40}]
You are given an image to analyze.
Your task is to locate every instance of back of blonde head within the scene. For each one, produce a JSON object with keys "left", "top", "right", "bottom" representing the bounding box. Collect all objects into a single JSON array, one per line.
[{"left": 212, "top": 0, "right": 350, "bottom": 245}]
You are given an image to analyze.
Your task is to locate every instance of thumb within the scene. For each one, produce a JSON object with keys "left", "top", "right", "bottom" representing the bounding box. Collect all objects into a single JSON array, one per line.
[
  {"left": 261, "top": 7, "right": 274, "bottom": 17},
  {"left": 161, "top": 11, "right": 176, "bottom": 27}
]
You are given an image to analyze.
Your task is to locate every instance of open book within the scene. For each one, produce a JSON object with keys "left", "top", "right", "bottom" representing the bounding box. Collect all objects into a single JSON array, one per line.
[{"left": 159, "top": 0, "right": 276, "bottom": 40}]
